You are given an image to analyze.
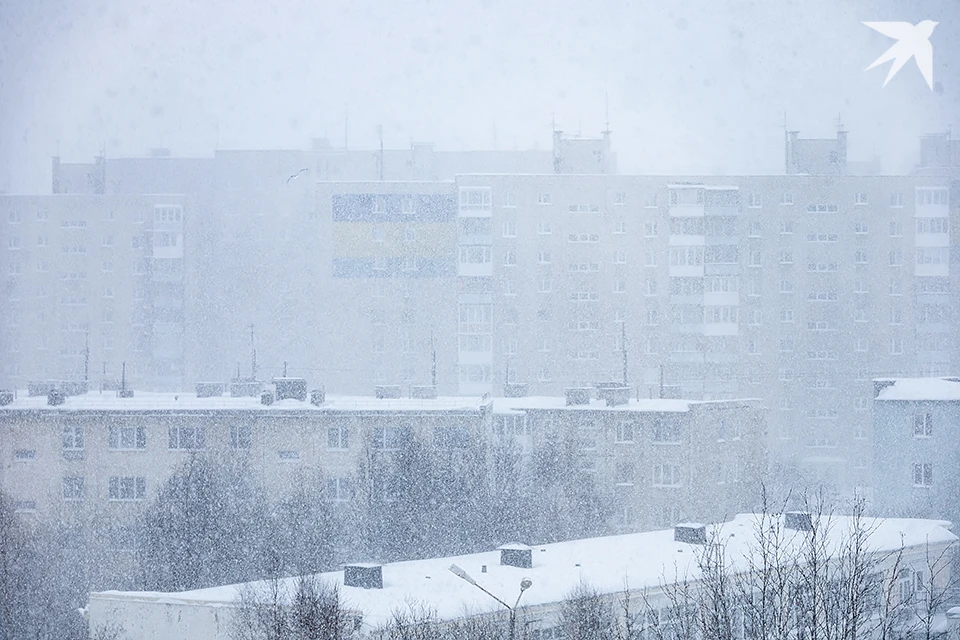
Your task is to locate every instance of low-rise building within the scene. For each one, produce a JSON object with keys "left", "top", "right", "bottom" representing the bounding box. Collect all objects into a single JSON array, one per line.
[
  {"left": 872, "top": 377, "right": 960, "bottom": 525},
  {"left": 85, "top": 513, "right": 959, "bottom": 639}
]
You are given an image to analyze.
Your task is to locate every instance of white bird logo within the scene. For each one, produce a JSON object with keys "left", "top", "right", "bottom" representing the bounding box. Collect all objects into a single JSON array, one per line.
[{"left": 863, "top": 20, "right": 938, "bottom": 90}]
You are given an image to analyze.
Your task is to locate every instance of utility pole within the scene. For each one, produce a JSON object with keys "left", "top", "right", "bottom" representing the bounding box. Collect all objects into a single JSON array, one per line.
[
  {"left": 283, "top": 361, "right": 288, "bottom": 377},
  {"left": 249, "top": 324, "right": 257, "bottom": 380},
  {"left": 621, "top": 323, "right": 628, "bottom": 386},
  {"left": 431, "top": 328, "right": 437, "bottom": 387},
  {"left": 84, "top": 329, "right": 90, "bottom": 383},
  {"left": 377, "top": 124, "right": 384, "bottom": 181}
]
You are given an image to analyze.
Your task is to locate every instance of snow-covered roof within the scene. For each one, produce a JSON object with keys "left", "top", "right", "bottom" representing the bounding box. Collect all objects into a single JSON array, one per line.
[
  {"left": 89, "top": 514, "right": 956, "bottom": 628},
  {"left": 874, "top": 377, "right": 960, "bottom": 402},
  {"left": 0, "top": 391, "right": 490, "bottom": 414},
  {"left": 493, "top": 396, "right": 692, "bottom": 413},
  {"left": 492, "top": 396, "right": 758, "bottom": 414}
]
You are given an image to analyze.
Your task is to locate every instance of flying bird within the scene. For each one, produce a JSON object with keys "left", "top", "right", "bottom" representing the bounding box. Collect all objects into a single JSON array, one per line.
[
  {"left": 863, "top": 20, "right": 938, "bottom": 90},
  {"left": 286, "top": 168, "right": 309, "bottom": 184}
]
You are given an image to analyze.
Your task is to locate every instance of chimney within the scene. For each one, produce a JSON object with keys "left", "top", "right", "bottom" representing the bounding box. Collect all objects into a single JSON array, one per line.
[
  {"left": 230, "top": 380, "right": 262, "bottom": 397},
  {"left": 47, "top": 389, "right": 65, "bottom": 406},
  {"left": 0, "top": 390, "right": 13, "bottom": 406},
  {"left": 410, "top": 385, "right": 437, "bottom": 399},
  {"left": 375, "top": 385, "right": 402, "bottom": 399},
  {"left": 565, "top": 388, "right": 591, "bottom": 406},
  {"left": 597, "top": 382, "right": 630, "bottom": 406},
  {"left": 503, "top": 383, "right": 529, "bottom": 398},
  {"left": 499, "top": 544, "right": 533, "bottom": 569},
  {"left": 274, "top": 377, "right": 307, "bottom": 401},
  {"left": 261, "top": 391, "right": 275, "bottom": 406},
  {"left": 196, "top": 382, "right": 225, "bottom": 398},
  {"left": 310, "top": 388, "right": 326, "bottom": 406},
  {"left": 674, "top": 523, "right": 707, "bottom": 545},
  {"left": 785, "top": 511, "right": 813, "bottom": 532},
  {"left": 343, "top": 564, "right": 383, "bottom": 589}
]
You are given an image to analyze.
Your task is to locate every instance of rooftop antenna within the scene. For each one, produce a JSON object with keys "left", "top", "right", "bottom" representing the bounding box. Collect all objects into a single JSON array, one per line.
[
  {"left": 621, "top": 322, "right": 627, "bottom": 386},
  {"left": 377, "top": 124, "right": 384, "bottom": 181},
  {"left": 84, "top": 329, "right": 90, "bottom": 383},
  {"left": 431, "top": 328, "right": 437, "bottom": 387},
  {"left": 283, "top": 361, "right": 288, "bottom": 377},
  {"left": 836, "top": 113, "right": 845, "bottom": 133},
  {"left": 121, "top": 361, "right": 127, "bottom": 394},
  {"left": 602, "top": 92, "right": 611, "bottom": 135},
  {"left": 249, "top": 324, "right": 257, "bottom": 380}
]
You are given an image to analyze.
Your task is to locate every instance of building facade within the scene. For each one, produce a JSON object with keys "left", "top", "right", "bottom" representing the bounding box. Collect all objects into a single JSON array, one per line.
[
  {"left": 1, "top": 194, "right": 187, "bottom": 390},
  {"left": 872, "top": 377, "right": 960, "bottom": 526}
]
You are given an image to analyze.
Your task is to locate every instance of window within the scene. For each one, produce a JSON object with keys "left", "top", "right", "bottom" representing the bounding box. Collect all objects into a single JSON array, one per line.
[
  {"left": 854, "top": 222, "right": 868, "bottom": 234},
  {"left": 888, "top": 250, "right": 903, "bottom": 267},
  {"left": 613, "top": 191, "right": 626, "bottom": 205},
  {"left": 537, "top": 192, "right": 551, "bottom": 205},
  {"left": 502, "top": 221, "right": 517, "bottom": 237},
  {"left": 890, "top": 192, "right": 904, "bottom": 207},
  {"left": 912, "top": 463, "right": 933, "bottom": 487},
  {"left": 653, "top": 464, "right": 682, "bottom": 487},
  {"left": 644, "top": 250, "right": 658, "bottom": 267},
  {"left": 14, "top": 501, "right": 37, "bottom": 513},
  {"left": 916, "top": 188, "right": 948, "bottom": 206},
  {"left": 889, "top": 338, "right": 904, "bottom": 354},
  {"left": 538, "top": 277, "right": 551, "bottom": 293},
  {"left": 748, "top": 251, "right": 762, "bottom": 267},
  {"left": 401, "top": 196, "right": 416, "bottom": 215},
  {"left": 643, "top": 193, "right": 659, "bottom": 208},
  {"left": 855, "top": 192, "right": 868, "bottom": 205},
  {"left": 109, "top": 426, "right": 146, "bottom": 450},
  {"left": 888, "top": 279, "right": 902, "bottom": 296},
  {"left": 779, "top": 251, "right": 793, "bottom": 264},
  {"left": 459, "top": 187, "right": 492, "bottom": 210},
  {"left": 503, "top": 279, "right": 516, "bottom": 296},
  {"left": 748, "top": 309, "right": 762, "bottom": 325},
  {"left": 62, "top": 477, "right": 84, "bottom": 501},
  {"left": 652, "top": 419, "right": 681, "bottom": 443},
  {"left": 916, "top": 248, "right": 948, "bottom": 266},
  {"left": 434, "top": 425, "right": 470, "bottom": 448},
  {"left": 805, "top": 204, "right": 839, "bottom": 213},
  {"left": 613, "top": 221, "right": 626, "bottom": 234},
  {"left": 402, "top": 256, "right": 417, "bottom": 272},
  {"left": 779, "top": 220, "right": 794, "bottom": 234},
  {"left": 645, "top": 278, "right": 657, "bottom": 296},
  {"left": 537, "top": 222, "right": 551, "bottom": 235},
  {"left": 537, "top": 250, "right": 551, "bottom": 264},
  {"left": 781, "top": 192, "right": 794, "bottom": 205},
  {"left": 616, "top": 421, "right": 636, "bottom": 443},
  {"left": 109, "top": 476, "right": 146, "bottom": 501},
  {"left": 279, "top": 450, "right": 300, "bottom": 460},
  {"left": 780, "top": 280, "right": 794, "bottom": 294},
  {"left": 62, "top": 425, "right": 84, "bottom": 450},
  {"left": 854, "top": 250, "right": 868, "bottom": 264},
  {"left": 890, "top": 307, "right": 903, "bottom": 325},
  {"left": 914, "top": 413, "right": 933, "bottom": 437},
  {"left": 916, "top": 218, "right": 950, "bottom": 234},
  {"left": 614, "top": 250, "right": 626, "bottom": 264},
  {"left": 168, "top": 426, "right": 204, "bottom": 450},
  {"left": 748, "top": 192, "right": 762, "bottom": 208},
  {"left": 567, "top": 233, "right": 600, "bottom": 243},
  {"left": 613, "top": 279, "right": 626, "bottom": 293},
  {"left": 748, "top": 221, "right": 762, "bottom": 237},
  {"left": 327, "top": 478, "right": 353, "bottom": 502},
  {"left": 779, "top": 339, "right": 794, "bottom": 353},
  {"left": 229, "top": 424, "right": 252, "bottom": 449},
  {"left": 459, "top": 245, "right": 492, "bottom": 264},
  {"left": 372, "top": 426, "right": 409, "bottom": 450},
  {"left": 14, "top": 449, "right": 36, "bottom": 461},
  {"left": 645, "top": 309, "right": 659, "bottom": 325},
  {"left": 7, "top": 210, "right": 21, "bottom": 223},
  {"left": 644, "top": 221, "right": 658, "bottom": 237},
  {"left": 403, "top": 225, "right": 417, "bottom": 243},
  {"left": 855, "top": 338, "right": 869, "bottom": 352},
  {"left": 537, "top": 367, "right": 551, "bottom": 381}
]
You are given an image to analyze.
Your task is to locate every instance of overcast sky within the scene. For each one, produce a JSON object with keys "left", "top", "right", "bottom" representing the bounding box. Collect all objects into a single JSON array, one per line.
[{"left": 0, "top": 0, "right": 957, "bottom": 193}]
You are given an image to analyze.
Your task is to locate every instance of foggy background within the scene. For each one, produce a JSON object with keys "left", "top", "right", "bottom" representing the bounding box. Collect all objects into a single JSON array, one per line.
[{"left": 1, "top": 0, "right": 959, "bottom": 195}]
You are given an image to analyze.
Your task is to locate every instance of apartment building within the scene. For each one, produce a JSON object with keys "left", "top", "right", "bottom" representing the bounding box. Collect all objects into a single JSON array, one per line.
[
  {"left": 87, "top": 513, "right": 958, "bottom": 639},
  {"left": 493, "top": 392, "right": 766, "bottom": 532},
  {"left": 872, "top": 377, "right": 960, "bottom": 525},
  {"left": 0, "top": 194, "right": 187, "bottom": 390}
]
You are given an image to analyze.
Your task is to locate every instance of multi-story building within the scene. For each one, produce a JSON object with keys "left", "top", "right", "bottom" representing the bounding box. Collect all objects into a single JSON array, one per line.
[
  {"left": 493, "top": 392, "right": 766, "bottom": 531},
  {"left": 0, "top": 194, "right": 187, "bottom": 390},
  {"left": 3, "top": 129, "right": 958, "bottom": 500},
  {"left": 872, "top": 376, "right": 960, "bottom": 525}
]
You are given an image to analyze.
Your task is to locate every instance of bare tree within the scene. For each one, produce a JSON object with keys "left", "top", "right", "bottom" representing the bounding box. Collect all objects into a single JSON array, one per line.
[
  {"left": 559, "top": 581, "right": 617, "bottom": 639},
  {"left": 232, "top": 575, "right": 358, "bottom": 640}
]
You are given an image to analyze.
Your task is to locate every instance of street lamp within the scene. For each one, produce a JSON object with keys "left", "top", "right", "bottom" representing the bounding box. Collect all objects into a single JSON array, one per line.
[{"left": 449, "top": 564, "right": 532, "bottom": 640}]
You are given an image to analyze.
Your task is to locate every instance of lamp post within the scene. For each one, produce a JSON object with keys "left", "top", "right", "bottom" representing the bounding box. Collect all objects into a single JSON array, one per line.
[{"left": 449, "top": 564, "right": 532, "bottom": 640}]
